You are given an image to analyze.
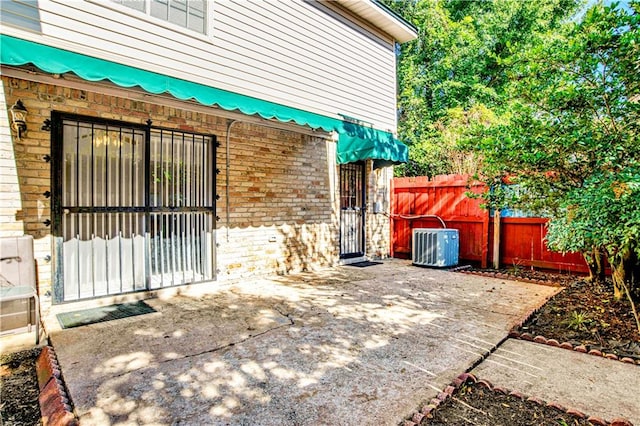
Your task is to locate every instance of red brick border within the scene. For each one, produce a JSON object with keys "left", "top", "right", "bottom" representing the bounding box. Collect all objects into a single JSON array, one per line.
[
  {"left": 401, "top": 372, "right": 635, "bottom": 426},
  {"left": 36, "top": 346, "right": 77, "bottom": 426},
  {"left": 508, "top": 329, "right": 640, "bottom": 366},
  {"left": 457, "top": 269, "right": 565, "bottom": 287},
  {"left": 477, "top": 272, "right": 640, "bottom": 366},
  {"left": 508, "top": 310, "right": 640, "bottom": 366}
]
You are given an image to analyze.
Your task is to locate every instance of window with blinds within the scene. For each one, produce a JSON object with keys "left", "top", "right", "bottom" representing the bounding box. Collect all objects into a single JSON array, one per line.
[{"left": 111, "top": 0, "right": 207, "bottom": 34}]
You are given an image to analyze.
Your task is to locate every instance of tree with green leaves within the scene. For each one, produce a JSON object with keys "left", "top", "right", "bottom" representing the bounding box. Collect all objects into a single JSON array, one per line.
[
  {"left": 472, "top": 2, "right": 640, "bottom": 308},
  {"left": 383, "top": 0, "right": 581, "bottom": 177}
]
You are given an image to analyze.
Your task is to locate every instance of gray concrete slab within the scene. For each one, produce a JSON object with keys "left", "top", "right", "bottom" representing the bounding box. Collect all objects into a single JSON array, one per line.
[
  {"left": 472, "top": 339, "right": 640, "bottom": 424},
  {"left": 49, "top": 260, "right": 559, "bottom": 425}
]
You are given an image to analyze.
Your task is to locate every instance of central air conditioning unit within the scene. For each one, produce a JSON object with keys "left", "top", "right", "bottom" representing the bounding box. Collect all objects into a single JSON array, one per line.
[{"left": 412, "top": 228, "right": 459, "bottom": 267}]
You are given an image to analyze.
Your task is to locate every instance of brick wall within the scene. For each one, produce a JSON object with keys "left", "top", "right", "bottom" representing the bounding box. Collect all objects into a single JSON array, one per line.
[
  {"left": 0, "top": 77, "right": 339, "bottom": 301},
  {"left": 1, "top": 75, "right": 391, "bottom": 309},
  {"left": 366, "top": 165, "right": 392, "bottom": 259},
  {"left": 219, "top": 123, "right": 339, "bottom": 278},
  {"left": 1, "top": 78, "right": 54, "bottom": 304}
]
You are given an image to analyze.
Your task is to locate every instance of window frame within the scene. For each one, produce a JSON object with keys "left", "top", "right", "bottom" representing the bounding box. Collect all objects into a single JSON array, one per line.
[{"left": 89, "top": 0, "right": 214, "bottom": 42}]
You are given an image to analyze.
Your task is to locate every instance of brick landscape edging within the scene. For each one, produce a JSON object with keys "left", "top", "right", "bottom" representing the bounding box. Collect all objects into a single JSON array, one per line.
[
  {"left": 36, "top": 346, "right": 77, "bottom": 426},
  {"left": 401, "top": 372, "right": 635, "bottom": 426},
  {"left": 509, "top": 309, "right": 640, "bottom": 366},
  {"left": 457, "top": 269, "right": 564, "bottom": 287},
  {"left": 509, "top": 329, "right": 640, "bottom": 366},
  {"left": 455, "top": 269, "right": 640, "bottom": 366}
]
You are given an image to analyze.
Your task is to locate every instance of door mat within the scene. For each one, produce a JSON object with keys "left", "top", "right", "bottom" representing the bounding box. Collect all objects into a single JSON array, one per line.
[
  {"left": 56, "top": 300, "right": 156, "bottom": 329},
  {"left": 346, "top": 261, "right": 383, "bottom": 268}
]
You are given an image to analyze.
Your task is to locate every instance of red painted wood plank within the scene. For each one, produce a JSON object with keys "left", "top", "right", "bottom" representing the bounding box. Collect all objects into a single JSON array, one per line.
[{"left": 391, "top": 173, "right": 591, "bottom": 274}]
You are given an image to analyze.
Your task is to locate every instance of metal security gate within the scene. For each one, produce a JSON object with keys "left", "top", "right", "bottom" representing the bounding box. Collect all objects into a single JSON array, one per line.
[
  {"left": 339, "top": 162, "right": 365, "bottom": 258},
  {"left": 52, "top": 114, "right": 216, "bottom": 303}
]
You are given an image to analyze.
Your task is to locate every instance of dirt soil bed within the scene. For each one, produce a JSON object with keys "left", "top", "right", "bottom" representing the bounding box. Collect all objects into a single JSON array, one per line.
[
  {"left": 420, "top": 381, "right": 592, "bottom": 425},
  {"left": 467, "top": 267, "right": 640, "bottom": 360},
  {"left": 494, "top": 267, "right": 586, "bottom": 287},
  {"left": 0, "top": 347, "right": 41, "bottom": 426},
  {"left": 515, "top": 273, "right": 640, "bottom": 360}
]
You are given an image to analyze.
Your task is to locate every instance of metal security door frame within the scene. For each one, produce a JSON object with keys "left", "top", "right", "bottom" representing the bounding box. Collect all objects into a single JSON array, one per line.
[
  {"left": 339, "top": 161, "right": 366, "bottom": 259},
  {"left": 51, "top": 112, "right": 217, "bottom": 303}
]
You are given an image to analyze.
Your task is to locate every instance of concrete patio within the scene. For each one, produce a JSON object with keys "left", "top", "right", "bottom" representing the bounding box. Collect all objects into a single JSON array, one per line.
[{"left": 47, "top": 260, "right": 559, "bottom": 425}]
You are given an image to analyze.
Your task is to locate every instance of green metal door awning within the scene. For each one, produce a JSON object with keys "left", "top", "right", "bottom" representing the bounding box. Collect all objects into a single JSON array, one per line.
[
  {"left": 336, "top": 122, "right": 408, "bottom": 167},
  {"left": 0, "top": 34, "right": 408, "bottom": 166}
]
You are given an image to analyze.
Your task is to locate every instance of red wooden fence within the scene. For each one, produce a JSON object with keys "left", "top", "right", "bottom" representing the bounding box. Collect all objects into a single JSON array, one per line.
[{"left": 391, "top": 174, "right": 589, "bottom": 274}]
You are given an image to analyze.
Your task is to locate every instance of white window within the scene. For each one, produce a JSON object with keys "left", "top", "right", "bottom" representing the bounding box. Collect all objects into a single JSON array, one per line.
[{"left": 111, "top": 0, "right": 206, "bottom": 34}]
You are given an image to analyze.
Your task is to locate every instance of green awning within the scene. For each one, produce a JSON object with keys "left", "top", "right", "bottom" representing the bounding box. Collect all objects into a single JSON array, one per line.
[
  {"left": 0, "top": 35, "right": 338, "bottom": 131},
  {"left": 1, "top": 34, "right": 408, "bottom": 166},
  {"left": 337, "top": 121, "right": 408, "bottom": 167}
]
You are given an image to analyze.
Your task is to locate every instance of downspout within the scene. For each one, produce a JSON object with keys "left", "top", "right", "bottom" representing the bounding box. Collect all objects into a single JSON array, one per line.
[
  {"left": 224, "top": 119, "right": 330, "bottom": 243},
  {"left": 226, "top": 119, "right": 239, "bottom": 243}
]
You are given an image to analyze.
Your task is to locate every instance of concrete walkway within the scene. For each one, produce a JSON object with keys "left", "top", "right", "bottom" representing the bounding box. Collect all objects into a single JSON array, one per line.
[
  {"left": 472, "top": 339, "right": 640, "bottom": 424},
  {"left": 48, "top": 260, "right": 560, "bottom": 425}
]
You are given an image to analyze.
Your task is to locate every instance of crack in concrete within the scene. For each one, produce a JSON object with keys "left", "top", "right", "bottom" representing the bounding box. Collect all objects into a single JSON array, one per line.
[
  {"left": 167, "top": 324, "right": 291, "bottom": 362},
  {"left": 273, "top": 306, "right": 295, "bottom": 325},
  {"left": 108, "top": 308, "right": 296, "bottom": 378}
]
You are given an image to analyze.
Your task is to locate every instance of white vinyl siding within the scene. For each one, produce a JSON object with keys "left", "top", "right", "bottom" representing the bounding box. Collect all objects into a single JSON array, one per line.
[{"left": 2, "top": 0, "right": 398, "bottom": 130}]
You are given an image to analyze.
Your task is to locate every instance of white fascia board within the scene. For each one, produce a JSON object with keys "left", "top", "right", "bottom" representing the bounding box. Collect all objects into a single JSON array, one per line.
[{"left": 336, "top": 0, "right": 418, "bottom": 43}]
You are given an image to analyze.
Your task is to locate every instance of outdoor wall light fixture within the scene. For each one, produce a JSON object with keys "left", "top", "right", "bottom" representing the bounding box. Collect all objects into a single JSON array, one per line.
[{"left": 9, "top": 99, "right": 28, "bottom": 139}]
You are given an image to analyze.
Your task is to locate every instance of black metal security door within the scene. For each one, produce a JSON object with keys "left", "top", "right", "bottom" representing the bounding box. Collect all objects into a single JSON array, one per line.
[
  {"left": 339, "top": 162, "right": 365, "bottom": 258},
  {"left": 52, "top": 113, "right": 216, "bottom": 303}
]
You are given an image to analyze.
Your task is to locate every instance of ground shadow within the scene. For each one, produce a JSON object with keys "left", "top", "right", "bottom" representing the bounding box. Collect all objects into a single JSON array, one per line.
[{"left": 49, "top": 263, "right": 557, "bottom": 425}]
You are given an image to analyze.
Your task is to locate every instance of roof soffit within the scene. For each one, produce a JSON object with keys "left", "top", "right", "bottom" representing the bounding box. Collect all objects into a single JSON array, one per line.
[{"left": 334, "top": 0, "right": 417, "bottom": 43}]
